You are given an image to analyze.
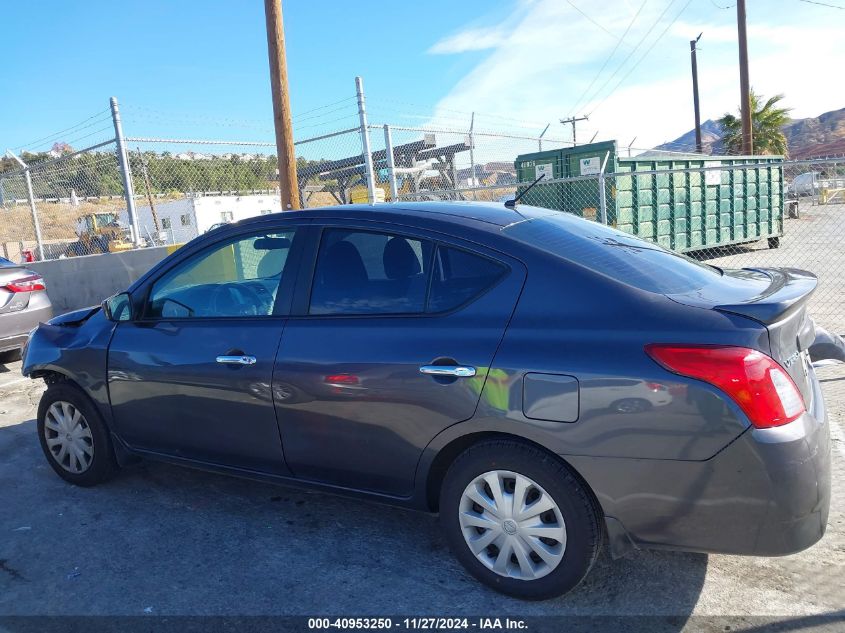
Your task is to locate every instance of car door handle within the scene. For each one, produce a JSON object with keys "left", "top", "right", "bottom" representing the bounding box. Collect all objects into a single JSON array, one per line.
[
  {"left": 216, "top": 355, "right": 257, "bottom": 366},
  {"left": 419, "top": 365, "right": 476, "bottom": 377}
]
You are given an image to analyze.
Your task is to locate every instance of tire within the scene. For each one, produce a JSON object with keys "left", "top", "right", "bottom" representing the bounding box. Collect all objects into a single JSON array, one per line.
[
  {"left": 0, "top": 348, "right": 21, "bottom": 364},
  {"left": 440, "top": 440, "right": 602, "bottom": 600},
  {"left": 37, "top": 382, "right": 118, "bottom": 487}
]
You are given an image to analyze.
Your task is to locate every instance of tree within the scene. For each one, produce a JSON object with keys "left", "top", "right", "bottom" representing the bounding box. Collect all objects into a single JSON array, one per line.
[{"left": 719, "top": 90, "right": 791, "bottom": 156}]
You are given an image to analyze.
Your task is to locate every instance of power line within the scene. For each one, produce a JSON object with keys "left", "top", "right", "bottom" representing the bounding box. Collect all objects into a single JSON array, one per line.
[
  {"left": 573, "top": 0, "right": 680, "bottom": 117},
  {"left": 369, "top": 96, "right": 555, "bottom": 129},
  {"left": 568, "top": 0, "right": 647, "bottom": 116},
  {"left": 564, "top": 0, "right": 626, "bottom": 41},
  {"left": 708, "top": 0, "right": 735, "bottom": 8},
  {"left": 588, "top": 0, "right": 695, "bottom": 117},
  {"left": 797, "top": 0, "right": 844, "bottom": 8}
]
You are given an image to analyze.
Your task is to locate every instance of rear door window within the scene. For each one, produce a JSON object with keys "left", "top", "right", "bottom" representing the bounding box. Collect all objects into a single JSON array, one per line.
[{"left": 309, "top": 229, "right": 433, "bottom": 315}]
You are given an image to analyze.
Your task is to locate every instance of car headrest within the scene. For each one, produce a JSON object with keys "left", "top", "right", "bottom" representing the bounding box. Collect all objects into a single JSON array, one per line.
[
  {"left": 383, "top": 237, "right": 421, "bottom": 280},
  {"left": 322, "top": 240, "right": 368, "bottom": 286}
]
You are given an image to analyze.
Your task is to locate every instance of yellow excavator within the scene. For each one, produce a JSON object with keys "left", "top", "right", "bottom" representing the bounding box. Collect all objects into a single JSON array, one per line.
[{"left": 66, "top": 212, "right": 134, "bottom": 257}]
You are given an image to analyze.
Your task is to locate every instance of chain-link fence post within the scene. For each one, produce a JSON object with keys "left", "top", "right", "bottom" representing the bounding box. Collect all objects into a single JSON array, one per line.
[
  {"left": 598, "top": 151, "right": 610, "bottom": 225},
  {"left": 5, "top": 152, "right": 45, "bottom": 260},
  {"left": 22, "top": 168, "right": 44, "bottom": 260},
  {"left": 538, "top": 123, "right": 550, "bottom": 151},
  {"left": 110, "top": 97, "right": 142, "bottom": 246},
  {"left": 355, "top": 77, "right": 377, "bottom": 204},
  {"left": 383, "top": 125, "right": 399, "bottom": 201}
]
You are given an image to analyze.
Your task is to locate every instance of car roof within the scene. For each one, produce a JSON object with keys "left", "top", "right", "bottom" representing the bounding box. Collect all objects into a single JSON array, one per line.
[{"left": 238, "top": 201, "right": 554, "bottom": 231}]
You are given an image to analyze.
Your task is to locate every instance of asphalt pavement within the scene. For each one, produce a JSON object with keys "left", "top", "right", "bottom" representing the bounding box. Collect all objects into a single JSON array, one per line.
[{"left": 0, "top": 356, "right": 843, "bottom": 626}]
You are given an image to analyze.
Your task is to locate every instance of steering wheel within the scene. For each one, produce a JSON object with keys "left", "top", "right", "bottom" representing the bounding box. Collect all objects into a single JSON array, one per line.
[{"left": 209, "top": 282, "right": 268, "bottom": 317}]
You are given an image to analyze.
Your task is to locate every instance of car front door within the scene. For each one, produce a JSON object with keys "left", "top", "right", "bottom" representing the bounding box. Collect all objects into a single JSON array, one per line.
[
  {"left": 273, "top": 223, "right": 526, "bottom": 496},
  {"left": 107, "top": 224, "right": 305, "bottom": 474}
]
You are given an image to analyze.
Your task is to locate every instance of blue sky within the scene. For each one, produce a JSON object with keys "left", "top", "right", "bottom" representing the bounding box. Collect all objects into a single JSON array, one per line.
[{"left": 2, "top": 0, "right": 843, "bottom": 156}]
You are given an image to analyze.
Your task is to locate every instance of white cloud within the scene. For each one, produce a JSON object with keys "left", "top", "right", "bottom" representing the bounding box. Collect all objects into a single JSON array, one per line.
[
  {"left": 428, "top": 26, "right": 509, "bottom": 54},
  {"left": 423, "top": 0, "right": 845, "bottom": 160}
]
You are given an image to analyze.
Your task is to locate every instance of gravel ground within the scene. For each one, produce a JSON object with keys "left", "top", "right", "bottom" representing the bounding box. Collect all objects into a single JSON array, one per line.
[{"left": 0, "top": 356, "right": 842, "bottom": 626}]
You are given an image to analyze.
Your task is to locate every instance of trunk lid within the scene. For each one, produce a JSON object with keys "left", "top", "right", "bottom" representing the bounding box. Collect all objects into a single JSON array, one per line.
[{"left": 668, "top": 267, "right": 817, "bottom": 406}]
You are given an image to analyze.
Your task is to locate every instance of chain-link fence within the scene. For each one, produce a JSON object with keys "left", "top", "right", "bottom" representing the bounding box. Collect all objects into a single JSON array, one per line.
[
  {"left": 1, "top": 100, "right": 843, "bottom": 338},
  {"left": 398, "top": 157, "right": 845, "bottom": 336},
  {"left": 0, "top": 141, "right": 127, "bottom": 261}
]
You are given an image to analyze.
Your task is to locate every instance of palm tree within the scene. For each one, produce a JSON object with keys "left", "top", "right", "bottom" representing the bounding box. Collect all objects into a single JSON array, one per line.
[{"left": 719, "top": 90, "right": 791, "bottom": 156}]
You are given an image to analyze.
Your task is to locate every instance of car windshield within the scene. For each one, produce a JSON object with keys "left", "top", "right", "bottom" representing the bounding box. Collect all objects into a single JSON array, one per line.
[{"left": 503, "top": 212, "right": 722, "bottom": 295}]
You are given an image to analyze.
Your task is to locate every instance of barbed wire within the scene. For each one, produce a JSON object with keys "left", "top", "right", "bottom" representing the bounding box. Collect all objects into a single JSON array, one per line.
[{"left": 12, "top": 109, "right": 112, "bottom": 153}]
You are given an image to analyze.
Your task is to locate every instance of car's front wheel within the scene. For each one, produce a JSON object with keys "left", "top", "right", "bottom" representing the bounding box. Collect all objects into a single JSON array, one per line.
[
  {"left": 37, "top": 382, "right": 118, "bottom": 486},
  {"left": 440, "top": 440, "right": 602, "bottom": 600}
]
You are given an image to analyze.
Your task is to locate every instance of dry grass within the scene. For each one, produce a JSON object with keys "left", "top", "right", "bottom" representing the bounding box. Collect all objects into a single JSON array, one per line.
[{"left": 0, "top": 198, "right": 130, "bottom": 243}]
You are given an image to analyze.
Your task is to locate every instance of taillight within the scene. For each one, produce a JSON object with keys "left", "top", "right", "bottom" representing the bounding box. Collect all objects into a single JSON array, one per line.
[
  {"left": 644, "top": 344, "right": 805, "bottom": 429},
  {"left": 4, "top": 275, "right": 45, "bottom": 293}
]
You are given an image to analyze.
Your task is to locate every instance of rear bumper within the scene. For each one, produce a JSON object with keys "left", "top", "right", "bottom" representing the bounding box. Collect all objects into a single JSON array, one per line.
[
  {"left": 567, "top": 372, "right": 831, "bottom": 557},
  {"left": 0, "top": 333, "right": 29, "bottom": 353},
  {"left": 0, "top": 303, "right": 53, "bottom": 353}
]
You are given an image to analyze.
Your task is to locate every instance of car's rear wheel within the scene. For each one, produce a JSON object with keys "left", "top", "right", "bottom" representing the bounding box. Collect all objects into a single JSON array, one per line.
[
  {"left": 440, "top": 440, "right": 602, "bottom": 600},
  {"left": 37, "top": 382, "right": 117, "bottom": 486}
]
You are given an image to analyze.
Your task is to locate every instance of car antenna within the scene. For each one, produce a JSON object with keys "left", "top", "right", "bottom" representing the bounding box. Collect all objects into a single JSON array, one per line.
[{"left": 505, "top": 173, "right": 545, "bottom": 209}]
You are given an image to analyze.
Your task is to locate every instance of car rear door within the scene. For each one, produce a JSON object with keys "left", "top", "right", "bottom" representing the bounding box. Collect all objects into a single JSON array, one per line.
[
  {"left": 107, "top": 224, "right": 306, "bottom": 474},
  {"left": 272, "top": 222, "right": 526, "bottom": 496}
]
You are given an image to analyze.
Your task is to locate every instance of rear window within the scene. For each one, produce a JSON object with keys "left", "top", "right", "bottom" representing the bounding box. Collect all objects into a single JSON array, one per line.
[{"left": 503, "top": 214, "right": 721, "bottom": 294}]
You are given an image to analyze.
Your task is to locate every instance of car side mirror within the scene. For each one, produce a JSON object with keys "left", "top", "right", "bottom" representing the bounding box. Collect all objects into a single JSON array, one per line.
[{"left": 103, "top": 292, "right": 132, "bottom": 322}]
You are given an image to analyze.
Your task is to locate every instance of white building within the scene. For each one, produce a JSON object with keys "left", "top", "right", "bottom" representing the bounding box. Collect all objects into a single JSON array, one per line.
[{"left": 122, "top": 193, "right": 282, "bottom": 244}]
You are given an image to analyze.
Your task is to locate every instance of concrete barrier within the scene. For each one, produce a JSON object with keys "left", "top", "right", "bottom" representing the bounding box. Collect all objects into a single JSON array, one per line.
[{"left": 29, "top": 246, "right": 180, "bottom": 314}]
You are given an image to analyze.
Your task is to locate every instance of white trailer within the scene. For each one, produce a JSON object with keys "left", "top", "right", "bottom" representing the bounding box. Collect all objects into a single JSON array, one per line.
[{"left": 122, "top": 194, "right": 283, "bottom": 245}]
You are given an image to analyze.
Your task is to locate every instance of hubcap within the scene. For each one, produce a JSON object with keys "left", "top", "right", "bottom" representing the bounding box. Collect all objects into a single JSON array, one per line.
[
  {"left": 458, "top": 470, "right": 566, "bottom": 581},
  {"left": 43, "top": 401, "right": 94, "bottom": 474}
]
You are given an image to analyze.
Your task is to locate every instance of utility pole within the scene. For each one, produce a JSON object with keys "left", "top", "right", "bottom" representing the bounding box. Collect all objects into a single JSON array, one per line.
[
  {"left": 264, "top": 0, "right": 300, "bottom": 210},
  {"left": 690, "top": 33, "right": 703, "bottom": 154},
  {"left": 736, "top": 0, "right": 753, "bottom": 154},
  {"left": 560, "top": 115, "right": 589, "bottom": 146},
  {"left": 136, "top": 148, "right": 160, "bottom": 236}
]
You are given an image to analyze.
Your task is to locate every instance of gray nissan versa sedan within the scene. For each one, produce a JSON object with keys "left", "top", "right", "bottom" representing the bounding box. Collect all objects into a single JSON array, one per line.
[{"left": 22, "top": 202, "right": 831, "bottom": 600}]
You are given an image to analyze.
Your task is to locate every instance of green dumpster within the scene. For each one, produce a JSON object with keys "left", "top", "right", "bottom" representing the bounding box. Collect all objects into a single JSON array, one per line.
[{"left": 514, "top": 140, "right": 784, "bottom": 252}]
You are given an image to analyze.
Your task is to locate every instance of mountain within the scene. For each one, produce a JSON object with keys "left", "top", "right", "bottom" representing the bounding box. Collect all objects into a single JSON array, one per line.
[
  {"left": 655, "top": 119, "right": 725, "bottom": 155},
  {"left": 655, "top": 107, "right": 845, "bottom": 158},
  {"left": 783, "top": 108, "right": 845, "bottom": 158}
]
